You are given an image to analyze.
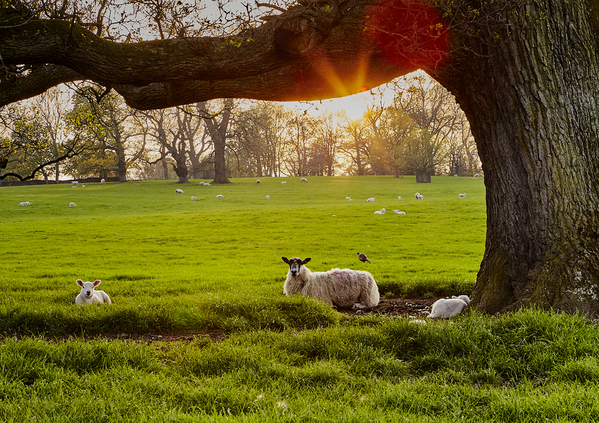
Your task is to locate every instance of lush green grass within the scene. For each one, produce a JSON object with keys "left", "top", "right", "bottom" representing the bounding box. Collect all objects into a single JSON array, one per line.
[
  {"left": 6, "top": 176, "right": 598, "bottom": 421},
  {"left": 2, "top": 311, "right": 599, "bottom": 422},
  {"left": 0, "top": 176, "right": 485, "bottom": 336}
]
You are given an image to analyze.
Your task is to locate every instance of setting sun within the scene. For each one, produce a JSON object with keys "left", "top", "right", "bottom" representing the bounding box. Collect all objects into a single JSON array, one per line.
[{"left": 286, "top": 90, "right": 383, "bottom": 121}]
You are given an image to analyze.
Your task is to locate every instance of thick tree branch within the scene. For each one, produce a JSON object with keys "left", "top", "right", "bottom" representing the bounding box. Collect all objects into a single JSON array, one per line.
[
  {"left": 0, "top": 0, "right": 449, "bottom": 109},
  {"left": 0, "top": 64, "right": 82, "bottom": 106}
]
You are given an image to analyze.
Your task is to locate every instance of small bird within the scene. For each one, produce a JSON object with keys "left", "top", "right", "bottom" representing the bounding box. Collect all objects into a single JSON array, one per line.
[{"left": 357, "top": 252, "right": 371, "bottom": 264}]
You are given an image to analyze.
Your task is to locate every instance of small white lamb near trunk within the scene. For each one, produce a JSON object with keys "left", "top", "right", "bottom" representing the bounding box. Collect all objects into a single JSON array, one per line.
[
  {"left": 427, "top": 295, "right": 470, "bottom": 318},
  {"left": 282, "top": 257, "right": 379, "bottom": 310},
  {"left": 75, "top": 279, "right": 112, "bottom": 305}
]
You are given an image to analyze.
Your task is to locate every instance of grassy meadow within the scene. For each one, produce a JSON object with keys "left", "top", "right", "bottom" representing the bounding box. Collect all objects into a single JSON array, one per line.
[{"left": 2, "top": 176, "right": 599, "bottom": 422}]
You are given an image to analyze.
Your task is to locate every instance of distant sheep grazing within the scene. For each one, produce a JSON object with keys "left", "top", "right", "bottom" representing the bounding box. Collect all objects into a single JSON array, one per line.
[
  {"left": 427, "top": 295, "right": 470, "bottom": 319},
  {"left": 282, "top": 257, "right": 379, "bottom": 310},
  {"left": 19, "top": 202, "right": 31, "bottom": 206},
  {"left": 75, "top": 279, "right": 111, "bottom": 305},
  {"left": 458, "top": 193, "right": 467, "bottom": 198},
  {"left": 101, "top": 179, "right": 106, "bottom": 183},
  {"left": 256, "top": 179, "right": 261, "bottom": 184},
  {"left": 176, "top": 189, "right": 184, "bottom": 194},
  {"left": 216, "top": 194, "right": 224, "bottom": 198},
  {"left": 300, "top": 177, "right": 308, "bottom": 183},
  {"left": 415, "top": 193, "right": 424, "bottom": 200},
  {"left": 69, "top": 202, "right": 77, "bottom": 207},
  {"left": 191, "top": 196, "right": 197, "bottom": 201},
  {"left": 366, "top": 197, "right": 375, "bottom": 202}
]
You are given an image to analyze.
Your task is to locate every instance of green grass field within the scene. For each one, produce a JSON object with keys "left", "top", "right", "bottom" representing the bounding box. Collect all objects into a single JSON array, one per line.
[
  {"left": 2, "top": 176, "right": 599, "bottom": 422},
  {"left": 0, "top": 176, "right": 485, "bottom": 335}
]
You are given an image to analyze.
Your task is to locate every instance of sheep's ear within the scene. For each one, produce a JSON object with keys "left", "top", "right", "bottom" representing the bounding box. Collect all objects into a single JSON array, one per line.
[
  {"left": 303, "top": 258, "right": 311, "bottom": 264},
  {"left": 282, "top": 257, "right": 289, "bottom": 264},
  {"left": 76, "top": 279, "right": 83, "bottom": 287},
  {"left": 93, "top": 280, "right": 101, "bottom": 287}
]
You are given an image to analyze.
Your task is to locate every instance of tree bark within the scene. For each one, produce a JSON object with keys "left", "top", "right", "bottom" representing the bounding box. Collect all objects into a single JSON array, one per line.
[
  {"left": 431, "top": 0, "right": 599, "bottom": 314},
  {"left": 0, "top": 0, "right": 441, "bottom": 109},
  {"left": 202, "top": 100, "right": 233, "bottom": 184}
]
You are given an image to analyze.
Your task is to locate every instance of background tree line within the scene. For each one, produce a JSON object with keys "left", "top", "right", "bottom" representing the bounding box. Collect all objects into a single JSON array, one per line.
[{"left": 0, "top": 74, "right": 481, "bottom": 183}]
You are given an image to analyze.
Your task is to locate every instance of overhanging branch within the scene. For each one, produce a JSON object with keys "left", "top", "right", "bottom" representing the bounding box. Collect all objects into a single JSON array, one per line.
[{"left": 0, "top": 0, "right": 451, "bottom": 110}]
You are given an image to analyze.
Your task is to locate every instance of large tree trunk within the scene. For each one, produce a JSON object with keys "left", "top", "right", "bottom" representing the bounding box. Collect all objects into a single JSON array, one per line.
[
  {"left": 212, "top": 137, "right": 229, "bottom": 184},
  {"left": 202, "top": 100, "right": 233, "bottom": 184},
  {"left": 172, "top": 146, "right": 189, "bottom": 184},
  {"left": 433, "top": 1, "right": 599, "bottom": 314},
  {"left": 116, "top": 147, "right": 127, "bottom": 182}
]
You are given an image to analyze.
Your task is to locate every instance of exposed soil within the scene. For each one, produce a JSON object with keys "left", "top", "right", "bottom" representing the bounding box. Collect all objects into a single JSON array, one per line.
[{"left": 338, "top": 297, "right": 437, "bottom": 318}]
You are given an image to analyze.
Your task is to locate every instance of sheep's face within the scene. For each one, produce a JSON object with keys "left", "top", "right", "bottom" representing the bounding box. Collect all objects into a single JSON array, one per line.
[
  {"left": 282, "top": 257, "right": 311, "bottom": 277},
  {"left": 77, "top": 279, "right": 101, "bottom": 298}
]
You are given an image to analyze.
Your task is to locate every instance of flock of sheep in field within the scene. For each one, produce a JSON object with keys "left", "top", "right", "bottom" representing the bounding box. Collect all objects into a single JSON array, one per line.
[{"left": 17, "top": 177, "right": 472, "bottom": 320}]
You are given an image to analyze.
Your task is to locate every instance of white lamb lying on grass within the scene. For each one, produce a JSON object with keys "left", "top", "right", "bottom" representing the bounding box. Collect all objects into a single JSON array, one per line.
[
  {"left": 427, "top": 295, "right": 470, "bottom": 318},
  {"left": 75, "top": 279, "right": 112, "bottom": 305},
  {"left": 282, "top": 257, "right": 380, "bottom": 310}
]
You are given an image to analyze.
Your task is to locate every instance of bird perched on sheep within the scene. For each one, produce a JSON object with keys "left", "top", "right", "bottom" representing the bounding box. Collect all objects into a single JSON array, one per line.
[
  {"left": 75, "top": 279, "right": 112, "bottom": 305},
  {"left": 282, "top": 257, "right": 379, "bottom": 309},
  {"left": 427, "top": 295, "right": 470, "bottom": 318},
  {"left": 357, "top": 252, "right": 371, "bottom": 264}
]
